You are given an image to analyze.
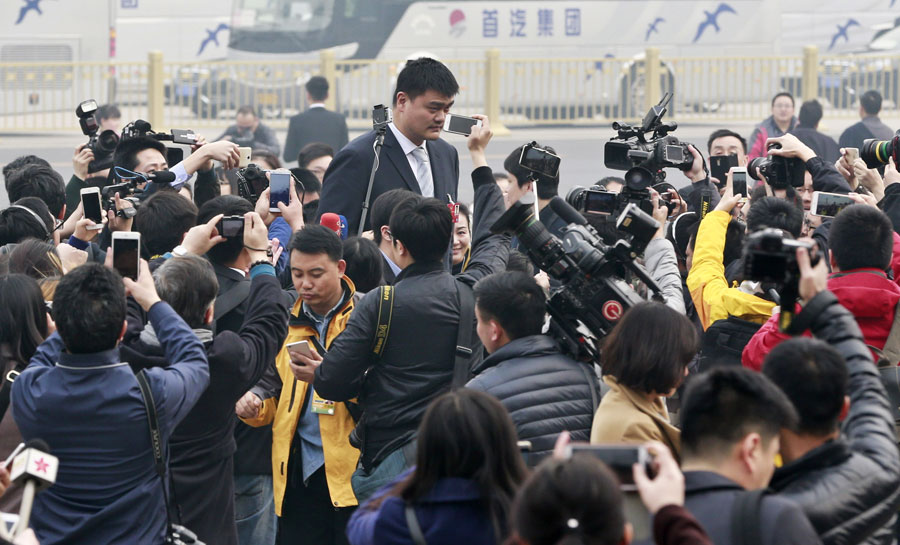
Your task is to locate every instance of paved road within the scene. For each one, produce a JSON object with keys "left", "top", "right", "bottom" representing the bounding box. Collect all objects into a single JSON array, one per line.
[{"left": 2, "top": 116, "right": 898, "bottom": 209}]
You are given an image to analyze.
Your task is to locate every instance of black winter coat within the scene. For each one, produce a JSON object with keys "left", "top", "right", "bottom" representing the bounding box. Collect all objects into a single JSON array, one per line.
[
  {"left": 120, "top": 271, "right": 289, "bottom": 545},
  {"left": 465, "top": 335, "right": 599, "bottom": 466},
  {"left": 314, "top": 166, "right": 511, "bottom": 470},
  {"left": 769, "top": 291, "right": 900, "bottom": 545}
]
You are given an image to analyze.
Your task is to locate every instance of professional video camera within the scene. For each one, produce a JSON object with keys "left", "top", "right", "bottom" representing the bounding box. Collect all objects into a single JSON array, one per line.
[
  {"left": 604, "top": 93, "right": 694, "bottom": 182},
  {"left": 491, "top": 192, "right": 663, "bottom": 362},
  {"left": 76, "top": 99, "right": 119, "bottom": 174},
  {"left": 566, "top": 175, "right": 678, "bottom": 219},
  {"left": 748, "top": 142, "right": 806, "bottom": 189},
  {"left": 743, "top": 228, "right": 821, "bottom": 331},
  {"left": 861, "top": 129, "right": 900, "bottom": 169},
  {"left": 120, "top": 119, "right": 198, "bottom": 145}
]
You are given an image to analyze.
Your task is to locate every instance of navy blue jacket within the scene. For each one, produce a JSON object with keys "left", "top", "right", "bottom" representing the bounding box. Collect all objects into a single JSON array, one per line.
[
  {"left": 11, "top": 302, "right": 209, "bottom": 545},
  {"left": 347, "top": 470, "right": 497, "bottom": 545}
]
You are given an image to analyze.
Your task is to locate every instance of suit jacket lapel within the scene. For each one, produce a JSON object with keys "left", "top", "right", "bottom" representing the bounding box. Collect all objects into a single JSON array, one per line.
[{"left": 382, "top": 129, "right": 421, "bottom": 194}]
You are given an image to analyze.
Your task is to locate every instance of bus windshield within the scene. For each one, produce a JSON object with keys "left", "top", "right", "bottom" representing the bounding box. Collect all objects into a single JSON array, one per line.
[{"left": 231, "top": 0, "right": 336, "bottom": 32}]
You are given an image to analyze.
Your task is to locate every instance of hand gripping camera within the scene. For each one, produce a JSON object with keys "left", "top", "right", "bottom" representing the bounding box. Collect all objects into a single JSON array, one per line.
[{"left": 75, "top": 99, "right": 120, "bottom": 174}]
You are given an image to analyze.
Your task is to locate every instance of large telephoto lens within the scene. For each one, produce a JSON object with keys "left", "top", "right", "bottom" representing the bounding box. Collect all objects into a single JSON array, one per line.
[{"left": 861, "top": 137, "right": 896, "bottom": 169}]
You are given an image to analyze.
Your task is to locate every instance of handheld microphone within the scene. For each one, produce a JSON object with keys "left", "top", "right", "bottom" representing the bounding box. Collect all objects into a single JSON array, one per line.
[
  {"left": 1, "top": 439, "right": 57, "bottom": 540},
  {"left": 549, "top": 196, "right": 588, "bottom": 226},
  {"left": 320, "top": 213, "right": 349, "bottom": 240}
]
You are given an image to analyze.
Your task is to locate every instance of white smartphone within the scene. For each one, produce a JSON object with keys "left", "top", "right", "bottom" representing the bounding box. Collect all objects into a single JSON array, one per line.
[
  {"left": 238, "top": 147, "right": 252, "bottom": 167},
  {"left": 287, "top": 340, "right": 313, "bottom": 358},
  {"left": 80, "top": 186, "right": 104, "bottom": 230},
  {"left": 810, "top": 191, "right": 855, "bottom": 218},
  {"left": 112, "top": 231, "right": 141, "bottom": 281},
  {"left": 443, "top": 114, "right": 482, "bottom": 136},
  {"left": 731, "top": 167, "right": 748, "bottom": 198},
  {"left": 844, "top": 147, "right": 859, "bottom": 163},
  {"left": 269, "top": 171, "right": 291, "bottom": 213}
]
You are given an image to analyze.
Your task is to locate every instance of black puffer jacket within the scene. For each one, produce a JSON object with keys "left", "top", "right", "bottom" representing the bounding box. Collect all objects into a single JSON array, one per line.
[
  {"left": 466, "top": 335, "right": 599, "bottom": 466},
  {"left": 769, "top": 291, "right": 900, "bottom": 545}
]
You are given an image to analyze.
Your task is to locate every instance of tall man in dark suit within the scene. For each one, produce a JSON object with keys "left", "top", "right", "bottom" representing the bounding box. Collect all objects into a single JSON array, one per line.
[
  {"left": 316, "top": 57, "right": 461, "bottom": 234},
  {"left": 283, "top": 76, "right": 349, "bottom": 165}
]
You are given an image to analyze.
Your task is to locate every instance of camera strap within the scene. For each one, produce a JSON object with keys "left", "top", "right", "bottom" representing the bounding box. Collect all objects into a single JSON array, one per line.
[
  {"left": 451, "top": 280, "right": 475, "bottom": 390},
  {"left": 135, "top": 370, "right": 181, "bottom": 528},
  {"left": 405, "top": 504, "right": 429, "bottom": 545}
]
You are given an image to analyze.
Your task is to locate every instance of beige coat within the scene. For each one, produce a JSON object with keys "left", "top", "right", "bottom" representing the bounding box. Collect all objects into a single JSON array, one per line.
[{"left": 590, "top": 375, "right": 681, "bottom": 461}]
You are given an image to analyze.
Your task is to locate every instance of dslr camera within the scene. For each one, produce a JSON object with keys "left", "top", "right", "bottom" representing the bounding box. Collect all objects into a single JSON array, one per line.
[
  {"left": 748, "top": 143, "right": 806, "bottom": 189},
  {"left": 604, "top": 93, "right": 694, "bottom": 182},
  {"left": 861, "top": 129, "right": 900, "bottom": 169},
  {"left": 76, "top": 99, "right": 119, "bottom": 174}
]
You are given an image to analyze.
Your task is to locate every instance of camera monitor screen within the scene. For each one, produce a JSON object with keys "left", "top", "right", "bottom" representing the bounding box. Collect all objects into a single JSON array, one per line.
[{"left": 584, "top": 190, "right": 618, "bottom": 215}]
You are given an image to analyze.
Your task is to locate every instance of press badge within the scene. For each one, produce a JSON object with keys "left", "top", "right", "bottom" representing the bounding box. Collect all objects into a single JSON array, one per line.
[{"left": 311, "top": 391, "right": 335, "bottom": 415}]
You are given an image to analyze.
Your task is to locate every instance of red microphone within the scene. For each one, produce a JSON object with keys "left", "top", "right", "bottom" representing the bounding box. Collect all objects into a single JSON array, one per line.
[{"left": 320, "top": 213, "right": 348, "bottom": 239}]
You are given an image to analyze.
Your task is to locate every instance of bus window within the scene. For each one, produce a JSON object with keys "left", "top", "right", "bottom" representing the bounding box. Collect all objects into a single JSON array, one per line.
[{"left": 233, "top": 0, "right": 336, "bottom": 32}]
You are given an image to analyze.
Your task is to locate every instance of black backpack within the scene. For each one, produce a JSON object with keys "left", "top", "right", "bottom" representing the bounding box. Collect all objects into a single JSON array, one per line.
[{"left": 698, "top": 316, "right": 762, "bottom": 370}]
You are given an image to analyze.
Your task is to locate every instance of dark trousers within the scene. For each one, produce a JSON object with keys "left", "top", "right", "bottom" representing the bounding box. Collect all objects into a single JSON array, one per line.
[{"left": 278, "top": 444, "right": 354, "bottom": 545}]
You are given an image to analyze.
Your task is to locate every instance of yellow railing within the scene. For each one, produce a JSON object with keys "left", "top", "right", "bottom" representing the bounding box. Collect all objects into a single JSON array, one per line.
[{"left": 0, "top": 47, "right": 898, "bottom": 132}]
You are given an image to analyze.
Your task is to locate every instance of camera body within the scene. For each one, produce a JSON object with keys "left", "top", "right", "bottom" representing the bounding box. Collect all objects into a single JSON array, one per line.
[
  {"left": 491, "top": 194, "right": 660, "bottom": 362},
  {"left": 743, "top": 228, "right": 818, "bottom": 285},
  {"left": 372, "top": 104, "right": 392, "bottom": 131},
  {"left": 604, "top": 93, "right": 694, "bottom": 185},
  {"left": 236, "top": 164, "right": 269, "bottom": 205},
  {"left": 76, "top": 99, "right": 119, "bottom": 174},
  {"left": 747, "top": 143, "right": 806, "bottom": 189}
]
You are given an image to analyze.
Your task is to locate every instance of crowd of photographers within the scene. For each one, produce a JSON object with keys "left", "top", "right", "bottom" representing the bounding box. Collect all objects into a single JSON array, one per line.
[{"left": 1, "top": 56, "right": 900, "bottom": 545}]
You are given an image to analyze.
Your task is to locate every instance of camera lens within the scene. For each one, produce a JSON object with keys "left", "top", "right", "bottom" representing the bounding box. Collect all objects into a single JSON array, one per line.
[
  {"left": 748, "top": 157, "right": 767, "bottom": 181},
  {"left": 96, "top": 130, "right": 120, "bottom": 154},
  {"left": 861, "top": 137, "right": 895, "bottom": 169},
  {"left": 624, "top": 167, "right": 654, "bottom": 191},
  {"left": 565, "top": 186, "right": 587, "bottom": 210}
]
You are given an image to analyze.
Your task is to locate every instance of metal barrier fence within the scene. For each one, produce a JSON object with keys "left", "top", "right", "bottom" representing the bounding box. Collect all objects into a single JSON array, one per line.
[{"left": 0, "top": 47, "right": 898, "bottom": 133}]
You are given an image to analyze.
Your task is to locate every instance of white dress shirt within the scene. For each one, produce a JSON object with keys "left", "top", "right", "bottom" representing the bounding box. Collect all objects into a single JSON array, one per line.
[{"left": 388, "top": 122, "right": 434, "bottom": 197}]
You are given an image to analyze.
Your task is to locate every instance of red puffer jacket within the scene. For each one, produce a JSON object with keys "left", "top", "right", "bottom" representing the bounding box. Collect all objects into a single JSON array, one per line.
[{"left": 744, "top": 232, "right": 900, "bottom": 370}]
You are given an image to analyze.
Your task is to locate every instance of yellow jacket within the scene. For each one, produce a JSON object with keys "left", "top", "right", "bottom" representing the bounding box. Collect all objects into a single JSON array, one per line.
[
  {"left": 686, "top": 210, "right": 775, "bottom": 330},
  {"left": 241, "top": 277, "right": 359, "bottom": 515}
]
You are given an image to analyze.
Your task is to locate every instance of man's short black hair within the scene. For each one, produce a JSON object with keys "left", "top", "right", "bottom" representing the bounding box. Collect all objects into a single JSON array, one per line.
[
  {"left": 371, "top": 189, "right": 420, "bottom": 245},
  {"left": 290, "top": 168, "right": 322, "bottom": 195},
  {"left": 505, "top": 249, "right": 535, "bottom": 275},
  {"left": 861, "top": 90, "right": 883, "bottom": 116},
  {"left": 97, "top": 103, "right": 121, "bottom": 121},
  {"left": 772, "top": 92, "right": 795, "bottom": 108},
  {"left": 236, "top": 105, "right": 256, "bottom": 117},
  {"left": 798, "top": 100, "right": 823, "bottom": 128},
  {"left": 52, "top": 263, "right": 126, "bottom": 354},
  {"left": 306, "top": 76, "right": 329, "bottom": 102},
  {"left": 392, "top": 57, "right": 459, "bottom": 106},
  {"left": 0, "top": 203, "right": 50, "bottom": 246},
  {"left": 7, "top": 164, "right": 66, "bottom": 218},
  {"left": 474, "top": 272, "right": 546, "bottom": 340},
  {"left": 504, "top": 143, "right": 560, "bottom": 199},
  {"left": 197, "top": 196, "right": 253, "bottom": 265},
  {"left": 342, "top": 236, "right": 383, "bottom": 293},
  {"left": 762, "top": 338, "right": 847, "bottom": 436},
  {"left": 746, "top": 196, "right": 803, "bottom": 237},
  {"left": 114, "top": 136, "right": 167, "bottom": 172},
  {"left": 602, "top": 302, "right": 699, "bottom": 395},
  {"left": 303, "top": 199, "right": 320, "bottom": 225},
  {"left": 298, "top": 142, "right": 334, "bottom": 169},
  {"left": 136, "top": 191, "right": 198, "bottom": 257},
  {"left": 289, "top": 224, "right": 342, "bottom": 262},
  {"left": 681, "top": 367, "right": 798, "bottom": 460},
  {"left": 830, "top": 204, "right": 893, "bottom": 271},
  {"left": 389, "top": 197, "right": 452, "bottom": 263},
  {"left": 3, "top": 155, "right": 50, "bottom": 189},
  {"left": 154, "top": 255, "right": 219, "bottom": 328},
  {"left": 707, "top": 129, "right": 748, "bottom": 154}
]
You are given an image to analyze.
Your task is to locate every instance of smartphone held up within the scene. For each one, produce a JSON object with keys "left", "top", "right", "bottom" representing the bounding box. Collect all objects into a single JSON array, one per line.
[{"left": 112, "top": 231, "right": 141, "bottom": 281}]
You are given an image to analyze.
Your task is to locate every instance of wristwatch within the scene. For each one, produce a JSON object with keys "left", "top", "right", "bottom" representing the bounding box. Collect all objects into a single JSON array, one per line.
[{"left": 172, "top": 245, "right": 188, "bottom": 257}]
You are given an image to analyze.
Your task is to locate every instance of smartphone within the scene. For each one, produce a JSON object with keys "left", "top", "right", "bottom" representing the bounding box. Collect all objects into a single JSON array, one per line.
[
  {"left": 238, "top": 146, "right": 252, "bottom": 167},
  {"left": 519, "top": 143, "right": 561, "bottom": 179},
  {"left": 80, "top": 186, "right": 104, "bottom": 230},
  {"left": 811, "top": 191, "right": 856, "bottom": 218},
  {"left": 442, "top": 114, "right": 482, "bottom": 136},
  {"left": 170, "top": 129, "right": 198, "bottom": 145},
  {"left": 731, "top": 167, "right": 748, "bottom": 198},
  {"left": 112, "top": 231, "right": 140, "bottom": 281},
  {"left": 269, "top": 171, "right": 291, "bottom": 213},
  {"left": 844, "top": 147, "right": 859, "bottom": 163},
  {"left": 287, "top": 340, "right": 313, "bottom": 358},
  {"left": 217, "top": 215, "right": 245, "bottom": 238},
  {"left": 710, "top": 154, "right": 739, "bottom": 187},
  {"left": 564, "top": 444, "right": 652, "bottom": 489}
]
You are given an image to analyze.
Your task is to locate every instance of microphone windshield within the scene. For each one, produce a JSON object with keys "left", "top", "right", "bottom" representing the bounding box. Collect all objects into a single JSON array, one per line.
[
  {"left": 549, "top": 196, "right": 587, "bottom": 226},
  {"left": 150, "top": 170, "right": 177, "bottom": 184},
  {"left": 25, "top": 439, "right": 49, "bottom": 452}
]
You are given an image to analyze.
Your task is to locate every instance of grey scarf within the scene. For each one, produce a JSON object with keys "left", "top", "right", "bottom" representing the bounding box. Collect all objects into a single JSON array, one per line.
[{"left": 139, "top": 323, "right": 214, "bottom": 348}]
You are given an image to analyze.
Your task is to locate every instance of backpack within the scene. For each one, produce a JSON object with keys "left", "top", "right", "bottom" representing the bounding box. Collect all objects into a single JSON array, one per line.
[{"left": 698, "top": 316, "right": 762, "bottom": 370}]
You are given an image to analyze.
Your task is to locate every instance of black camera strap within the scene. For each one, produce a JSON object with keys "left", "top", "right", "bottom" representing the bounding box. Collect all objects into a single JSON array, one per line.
[
  {"left": 135, "top": 370, "right": 180, "bottom": 527},
  {"left": 451, "top": 280, "right": 475, "bottom": 389}
]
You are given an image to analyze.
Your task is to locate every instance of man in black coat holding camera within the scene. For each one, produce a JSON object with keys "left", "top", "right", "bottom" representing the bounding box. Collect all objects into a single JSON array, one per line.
[{"left": 120, "top": 212, "right": 289, "bottom": 545}]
